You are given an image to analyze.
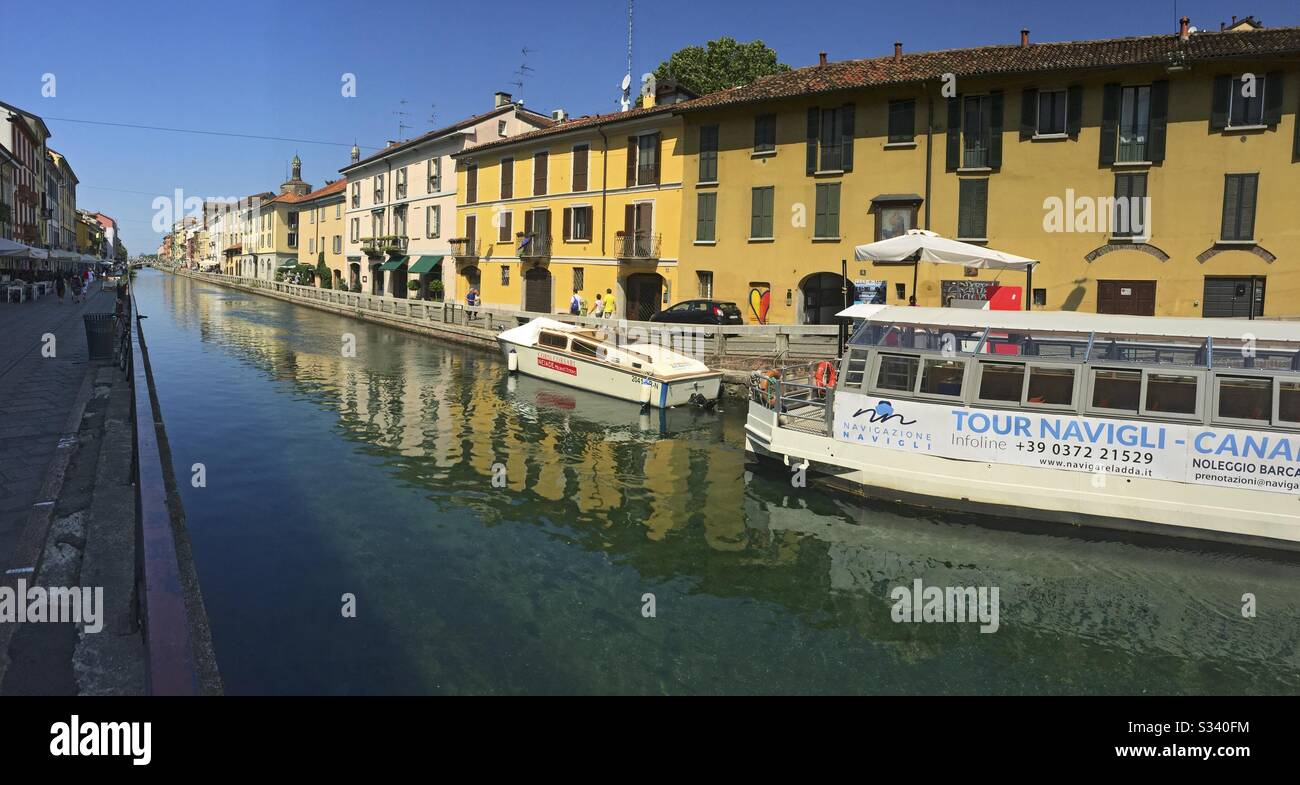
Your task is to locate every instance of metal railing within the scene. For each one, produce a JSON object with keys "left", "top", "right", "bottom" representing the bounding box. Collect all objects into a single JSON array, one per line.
[
  {"left": 750, "top": 360, "right": 836, "bottom": 434},
  {"left": 517, "top": 232, "right": 552, "bottom": 258},
  {"left": 614, "top": 232, "right": 662, "bottom": 260},
  {"left": 448, "top": 238, "right": 480, "bottom": 259}
]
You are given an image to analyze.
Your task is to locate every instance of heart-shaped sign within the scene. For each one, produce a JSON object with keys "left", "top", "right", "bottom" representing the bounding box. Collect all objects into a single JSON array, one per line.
[{"left": 749, "top": 288, "right": 771, "bottom": 324}]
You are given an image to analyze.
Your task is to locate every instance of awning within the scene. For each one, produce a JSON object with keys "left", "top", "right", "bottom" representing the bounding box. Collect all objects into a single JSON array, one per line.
[
  {"left": 0, "top": 238, "right": 32, "bottom": 257},
  {"left": 854, "top": 229, "right": 1037, "bottom": 271},
  {"left": 378, "top": 256, "right": 407, "bottom": 272},
  {"left": 278, "top": 259, "right": 298, "bottom": 269},
  {"left": 407, "top": 255, "right": 442, "bottom": 274}
]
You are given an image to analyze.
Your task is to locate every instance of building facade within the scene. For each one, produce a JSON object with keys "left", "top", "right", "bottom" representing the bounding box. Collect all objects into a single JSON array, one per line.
[
  {"left": 292, "top": 178, "right": 347, "bottom": 285},
  {"left": 0, "top": 101, "right": 50, "bottom": 248}
]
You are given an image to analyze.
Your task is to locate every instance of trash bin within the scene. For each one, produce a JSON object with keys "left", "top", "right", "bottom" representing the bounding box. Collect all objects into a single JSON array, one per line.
[{"left": 83, "top": 313, "right": 116, "bottom": 360}]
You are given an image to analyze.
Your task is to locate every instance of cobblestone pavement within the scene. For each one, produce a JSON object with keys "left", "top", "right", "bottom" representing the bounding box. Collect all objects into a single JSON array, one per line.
[{"left": 0, "top": 284, "right": 116, "bottom": 564}]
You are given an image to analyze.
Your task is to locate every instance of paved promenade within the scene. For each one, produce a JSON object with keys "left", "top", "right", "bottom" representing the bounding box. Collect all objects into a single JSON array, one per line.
[{"left": 0, "top": 285, "right": 115, "bottom": 571}]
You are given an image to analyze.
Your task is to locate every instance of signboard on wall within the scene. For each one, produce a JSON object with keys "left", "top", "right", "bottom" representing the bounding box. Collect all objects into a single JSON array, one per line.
[
  {"left": 854, "top": 280, "right": 886, "bottom": 305},
  {"left": 832, "top": 390, "right": 1300, "bottom": 495}
]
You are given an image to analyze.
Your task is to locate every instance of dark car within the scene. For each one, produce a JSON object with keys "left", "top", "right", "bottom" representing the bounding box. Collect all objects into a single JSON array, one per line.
[{"left": 649, "top": 299, "right": 744, "bottom": 325}]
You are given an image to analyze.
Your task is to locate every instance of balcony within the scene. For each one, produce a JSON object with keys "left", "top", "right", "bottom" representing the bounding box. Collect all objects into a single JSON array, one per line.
[
  {"left": 360, "top": 235, "right": 408, "bottom": 256},
  {"left": 516, "top": 232, "right": 552, "bottom": 259},
  {"left": 449, "top": 238, "right": 480, "bottom": 261},
  {"left": 614, "top": 232, "right": 662, "bottom": 261}
]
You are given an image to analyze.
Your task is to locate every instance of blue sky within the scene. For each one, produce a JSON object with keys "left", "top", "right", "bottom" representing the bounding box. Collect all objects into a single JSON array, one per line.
[{"left": 3, "top": 0, "right": 1296, "bottom": 253}]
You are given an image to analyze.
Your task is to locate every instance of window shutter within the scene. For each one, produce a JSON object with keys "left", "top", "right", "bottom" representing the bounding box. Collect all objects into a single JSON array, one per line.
[
  {"left": 1020, "top": 88, "right": 1037, "bottom": 140},
  {"left": 1210, "top": 75, "right": 1230, "bottom": 132},
  {"left": 840, "top": 103, "right": 855, "bottom": 172},
  {"left": 1220, "top": 176, "right": 1239, "bottom": 240},
  {"left": 946, "top": 96, "right": 962, "bottom": 171},
  {"left": 806, "top": 108, "right": 818, "bottom": 175},
  {"left": 975, "top": 179, "right": 988, "bottom": 238},
  {"left": 1264, "top": 72, "right": 1284, "bottom": 125},
  {"left": 467, "top": 165, "right": 478, "bottom": 203},
  {"left": 1239, "top": 174, "right": 1257, "bottom": 240},
  {"left": 573, "top": 147, "right": 588, "bottom": 191},
  {"left": 1066, "top": 85, "right": 1083, "bottom": 138},
  {"left": 1099, "top": 83, "right": 1120, "bottom": 166},
  {"left": 562, "top": 207, "right": 572, "bottom": 241},
  {"left": 501, "top": 158, "right": 513, "bottom": 199},
  {"left": 814, "top": 184, "right": 828, "bottom": 238},
  {"left": 524, "top": 210, "right": 533, "bottom": 237},
  {"left": 499, "top": 211, "right": 512, "bottom": 242},
  {"left": 650, "top": 133, "right": 661, "bottom": 184},
  {"left": 627, "top": 137, "right": 637, "bottom": 186},
  {"left": 987, "top": 91, "right": 1003, "bottom": 168},
  {"left": 466, "top": 214, "right": 476, "bottom": 245},
  {"left": 828, "top": 184, "right": 840, "bottom": 237},
  {"left": 1149, "top": 80, "right": 1169, "bottom": 163},
  {"left": 624, "top": 204, "right": 634, "bottom": 237}
]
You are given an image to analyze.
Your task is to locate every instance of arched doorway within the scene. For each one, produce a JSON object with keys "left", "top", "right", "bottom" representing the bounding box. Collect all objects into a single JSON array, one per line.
[
  {"left": 524, "top": 266, "right": 552, "bottom": 313},
  {"left": 348, "top": 262, "right": 361, "bottom": 291},
  {"left": 799, "top": 272, "right": 850, "bottom": 324},
  {"left": 625, "top": 273, "right": 664, "bottom": 321},
  {"left": 369, "top": 261, "right": 384, "bottom": 296},
  {"left": 333, "top": 269, "right": 343, "bottom": 290}
]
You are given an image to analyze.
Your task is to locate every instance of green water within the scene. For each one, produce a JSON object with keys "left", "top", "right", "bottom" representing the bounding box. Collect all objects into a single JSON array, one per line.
[{"left": 135, "top": 269, "right": 1300, "bottom": 695}]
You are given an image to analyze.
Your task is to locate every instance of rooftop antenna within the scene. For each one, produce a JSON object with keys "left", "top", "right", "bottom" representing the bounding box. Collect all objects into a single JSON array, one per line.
[
  {"left": 621, "top": 0, "right": 634, "bottom": 110},
  {"left": 393, "top": 99, "right": 412, "bottom": 140},
  {"left": 512, "top": 47, "right": 535, "bottom": 102}
]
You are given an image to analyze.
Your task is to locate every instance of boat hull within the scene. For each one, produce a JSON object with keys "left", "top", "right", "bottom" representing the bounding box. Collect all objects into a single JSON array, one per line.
[
  {"left": 500, "top": 339, "right": 721, "bottom": 408},
  {"left": 745, "top": 402, "right": 1300, "bottom": 551}
]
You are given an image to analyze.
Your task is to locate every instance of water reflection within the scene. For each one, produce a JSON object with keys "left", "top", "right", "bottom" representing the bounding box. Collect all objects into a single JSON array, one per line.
[{"left": 140, "top": 271, "right": 1300, "bottom": 695}]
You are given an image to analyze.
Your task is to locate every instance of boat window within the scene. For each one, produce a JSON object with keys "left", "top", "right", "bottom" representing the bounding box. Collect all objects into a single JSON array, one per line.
[
  {"left": 842, "top": 349, "right": 871, "bottom": 389},
  {"left": 918, "top": 358, "right": 965, "bottom": 397},
  {"left": 1275, "top": 379, "right": 1300, "bottom": 425},
  {"left": 1214, "top": 375, "right": 1271, "bottom": 423},
  {"left": 1212, "top": 339, "right": 1300, "bottom": 372},
  {"left": 538, "top": 332, "right": 569, "bottom": 350},
  {"left": 854, "top": 323, "right": 985, "bottom": 354},
  {"left": 874, "top": 353, "right": 919, "bottom": 393},
  {"left": 1091, "top": 333, "right": 1206, "bottom": 367},
  {"left": 571, "top": 339, "right": 601, "bottom": 359},
  {"left": 1143, "top": 372, "right": 1200, "bottom": 416},
  {"left": 976, "top": 362, "right": 1025, "bottom": 403},
  {"left": 1025, "top": 366, "right": 1075, "bottom": 407},
  {"left": 1090, "top": 368, "right": 1141, "bottom": 412}
]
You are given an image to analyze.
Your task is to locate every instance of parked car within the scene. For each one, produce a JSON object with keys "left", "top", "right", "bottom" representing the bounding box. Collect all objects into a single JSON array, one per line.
[{"left": 649, "top": 299, "right": 744, "bottom": 325}]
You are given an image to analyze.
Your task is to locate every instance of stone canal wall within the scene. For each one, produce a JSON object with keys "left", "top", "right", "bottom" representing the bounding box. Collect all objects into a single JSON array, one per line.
[{"left": 170, "top": 268, "right": 843, "bottom": 395}]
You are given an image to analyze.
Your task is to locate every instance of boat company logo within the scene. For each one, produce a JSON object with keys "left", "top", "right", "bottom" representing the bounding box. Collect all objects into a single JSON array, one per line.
[
  {"left": 536, "top": 353, "right": 577, "bottom": 376},
  {"left": 50, "top": 715, "right": 151, "bottom": 766},
  {"left": 891, "top": 579, "right": 1000, "bottom": 633},
  {"left": 837, "top": 396, "right": 934, "bottom": 451},
  {"left": 0, "top": 579, "right": 103, "bottom": 633},
  {"left": 851, "top": 400, "right": 917, "bottom": 426}
]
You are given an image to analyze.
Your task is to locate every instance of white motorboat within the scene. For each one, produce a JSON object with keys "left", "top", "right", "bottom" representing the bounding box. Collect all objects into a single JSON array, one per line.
[
  {"left": 498, "top": 318, "right": 722, "bottom": 408},
  {"left": 746, "top": 304, "right": 1300, "bottom": 551}
]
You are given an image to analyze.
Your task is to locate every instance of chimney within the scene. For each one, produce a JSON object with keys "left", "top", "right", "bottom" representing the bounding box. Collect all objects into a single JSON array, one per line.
[
  {"left": 494, "top": 91, "right": 513, "bottom": 108},
  {"left": 818, "top": 51, "right": 827, "bottom": 67},
  {"left": 1179, "top": 16, "right": 1190, "bottom": 41},
  {"left": 551, "top": 108, "right": 567, "bottom": 122},
  {"left": 1020, "top": 29, "right": 1029, "bottom": 47},
  {"left": 893, "top": 42, "right": 902, "bottom": 62}
]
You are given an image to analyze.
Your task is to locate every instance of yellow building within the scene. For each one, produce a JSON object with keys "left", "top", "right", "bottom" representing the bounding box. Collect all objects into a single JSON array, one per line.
[
  {"left": 292, "top": 179, "right": 347, "bottom": 286},
  {"left": 676, "top": 21, "right": 1300, "bottom": 322},
  {"left": 452, "top": 88, "right": 694, "bottom": 319}
]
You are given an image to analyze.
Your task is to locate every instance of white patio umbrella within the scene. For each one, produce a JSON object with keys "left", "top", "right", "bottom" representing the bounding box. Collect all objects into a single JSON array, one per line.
[
  {"left": 0, "top": 237, "right": 31, "bottom": 258},
  {"left": 854, "top": 229, "right": 1039, "bottom": 310}
]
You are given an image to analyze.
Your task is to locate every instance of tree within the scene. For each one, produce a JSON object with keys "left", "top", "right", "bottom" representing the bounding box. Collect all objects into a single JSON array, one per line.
[
  {"left": 654, "top": 37, "right": 790, "bottom": 97},
  {"left": 317, "top": 253, "right": 331, "bottom": 289}
]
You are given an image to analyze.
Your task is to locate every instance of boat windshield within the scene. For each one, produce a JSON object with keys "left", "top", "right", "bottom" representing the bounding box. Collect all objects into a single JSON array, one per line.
[{"left": 850, "top": 322, "right": 988, "bottom": 354}]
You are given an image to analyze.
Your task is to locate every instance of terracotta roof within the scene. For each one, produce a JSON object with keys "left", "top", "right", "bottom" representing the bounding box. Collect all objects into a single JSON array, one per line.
[
  {"left": 679, "top": 27, "right": 1300, "bottom": 112},
  {"left": 454, "top": 100, "right": 687, "bottom": 158},
  {"left": 271, "top": 179, "right": 346, "bottom": 204},
  {"left": 341, "top": 105, "right": 554, "bottom": 172}
]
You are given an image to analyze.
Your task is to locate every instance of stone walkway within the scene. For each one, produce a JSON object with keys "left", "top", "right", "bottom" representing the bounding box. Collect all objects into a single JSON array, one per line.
[{"left": 0, "top": 284, "right": 116, "bottom": 566}]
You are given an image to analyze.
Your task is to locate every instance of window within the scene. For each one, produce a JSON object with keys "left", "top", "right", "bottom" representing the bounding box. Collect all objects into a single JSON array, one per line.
[
  {"left": 498, "top": 119, "right": 508, "bottom": 137},
  {"left": 464, "top": 215, "right": 476, "bottom": 245},
  {"left": 1216, "top": 375, "right": 1271, "bottom": 423},
  {"left": 1112, "top": 173, "right": 1148, "bottom": 238},
  {"left": 1025, "top": 366, "right": 1075, "bottom": 407},
  {"left": 1221, "top": 174, "right": 1258, "bottom": 241},
  {"left": 957, "top": 179, "right": 988, "bottom": 239},
  {"left": 335, "top": 204, "right": 341, "bottom": 219},
  {"left": 977, "top": 363, "right": 1025, "bottom": 402},
  {"left": 393, "top": 205, "right": 407, "bottom": 236},
  {"left": 1033, "top": 289, "right": 1047, "bottom": 307},
  {"left": 370, "top": 209, "right": 383, "bottom": 237},
  {"left": 572, "top": 145, "right": 589, "bottom": 192},
  {"left": 1090, "top": 368, "right": 1141, "bottom": 412},
  {"left": 1118, "top": 85, "right": 1151, "bottom": 162},
  {"left": 350, "top": 217, "right": 359, "bottom": 242},
  {"left": 814, "top": 183, "right": 840, "bottom": 239},
  {"left": 1144, "top": 373, "right": 1199, "bottom": 416},
  {"left": 563, "top": 205, "right": 592, "bottom": 242},
  {"left": 628, "top": 133, "right": 660, "bottom": 186},
  {"left": 888, "top": 100, "right": 915, "bottom": 143},
  {"left": 698, "top": 271, "right": 713, "bottom": 298},
  {"left": 696, "top": 192, "right": 716, "bottom": 242},
  {"left": 351, "top": 182, "right": 360, "bottom": 208},
  {"left": 333, "top": 235, "right": 341, "bottom": 254},
  {"left": 501, "top": 265, "right": 510, "bottom": 286},
  {"left": 533, "top": 152, "right": 548, "bottom": 195},
  {"left": 699, "top": 125, "right": 719, "bottom": 181},
  {"left": 396, "top": 167, "right": 407, "bottom": 199},
  {"left": 874, "top": 354, "right": 919, "bottom": 392},
  {"left": 572, "top": 267, "right": 584, "bottom": 292},
  {"left": 750, "top": 187, "right": 774, "bottom": 239},
  {"left": 1036, "top": 89, "right": 1067, "bottom": 135},
  {"left": 963, "top": 95, "right": 993, "bottom": 167},
  {"left": 426, "top": 205, "right": 440, "bottom": 238},
  {"left": 807, "top": 104, "right": 854, "bottom": 172},
  {"left": 427, "top": 158, "right": 442, "bottom": 191},
  {"left": 374, "top": 173, "right": 385, "bottom": 203},
  {"left": 308, "top": 238, "right": 314, "bottom": 254},
  {"left": 466, "top": 165, "right": 478, "bottom": 204},
  {"left": 500, "top": 158, "right": 514, "bottom": 199},
  {"left": 754, "top": 114, "right": 776, "bottom": 153},
  {"left": 1278, "top": 380, "right": 1300, "bottom": 425},
  {"left": 571, "top": 339, "right": 600, "bottom": 359},
  {"left": 309, "top": 209, "right": 315, "bottom": 224},
  {"left": 1229, "top": 76, "right": 1265, "bottom": 127},
  {"left": 538, "top": 331, "right": 567, "bottom": 350},
  {"left": 498, "top": 210, "right": 513, "bottom": 242},
  {"left": 919, "top": 358, "right": 965, "bottom": 397}
]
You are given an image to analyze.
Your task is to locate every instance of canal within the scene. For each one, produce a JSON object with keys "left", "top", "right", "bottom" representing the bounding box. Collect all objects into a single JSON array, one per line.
[{"left": 135, "top": 269, "right": 1300, "bottom": 695}]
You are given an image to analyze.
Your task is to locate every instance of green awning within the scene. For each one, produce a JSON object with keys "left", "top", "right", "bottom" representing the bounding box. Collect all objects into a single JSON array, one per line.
[
  {"left": 407, "top": 255, "right": 443, "bottom": 274},
  {"left": 278, "top": 259, "right": 298, "bottom": 269},
  {"left": 379, "top": 256, "right": 407, "bottom": 272}
]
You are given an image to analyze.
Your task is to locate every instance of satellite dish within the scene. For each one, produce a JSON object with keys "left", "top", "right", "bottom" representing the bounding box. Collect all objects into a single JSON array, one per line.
[
  {"left": 640, "top": 72, "right": 656, "bottom": 98},
  {"left": 620, "top": 73, "right": 632, "bottom": 91}
]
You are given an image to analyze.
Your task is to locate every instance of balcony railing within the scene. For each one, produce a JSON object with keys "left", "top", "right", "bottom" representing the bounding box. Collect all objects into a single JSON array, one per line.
[
  {"left": 516, "top": 232, "right": 552, "bottom": 259},
  {"left": 1116, "top": 133, "right": 1148, "bottom": 163},
  {"left": 614, "top": 232, "right": 662, "bottom": 261},
  {"left": 449, "top": 238, "right": 480, "bottom": 260},
  {"left": 360, "top": 235, "right": 408, "bottom": 256}
]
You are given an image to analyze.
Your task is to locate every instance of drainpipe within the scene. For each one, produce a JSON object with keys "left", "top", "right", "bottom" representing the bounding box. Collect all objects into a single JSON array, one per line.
[{"left": 596, "top": 127, "right": 609, "bottom": 257}]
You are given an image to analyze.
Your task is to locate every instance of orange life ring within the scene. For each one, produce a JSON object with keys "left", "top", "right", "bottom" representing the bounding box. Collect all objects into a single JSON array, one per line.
[
  {"left": 757, "top": 370, "right": 781, "bottom": 408},
  {"left": 813, "top": 361, "right": 838, "bottom": 390}
]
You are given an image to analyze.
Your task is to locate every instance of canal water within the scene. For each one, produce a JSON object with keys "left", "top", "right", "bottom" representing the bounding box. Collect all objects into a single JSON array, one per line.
[{"left": 135, "top": 269, "right": 1300, "bottom": 695}]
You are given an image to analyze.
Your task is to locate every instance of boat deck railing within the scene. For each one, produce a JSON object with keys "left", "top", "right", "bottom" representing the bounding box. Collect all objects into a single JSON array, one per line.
[{"left": 751, "top": 361, "right": 833, "bottom": 435}]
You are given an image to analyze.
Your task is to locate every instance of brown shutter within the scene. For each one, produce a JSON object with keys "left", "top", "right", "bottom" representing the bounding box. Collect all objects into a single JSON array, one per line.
[
  {"left": 945, "top": 96, "right": 961, "bottom": 171},
  {"left": 498, "top": 211, "right": 512, "bottom": 242},
  {"left": 624, "top": 204, "right": 634, "bottom": 235},
  {"left": 533, "top": 152, "right": 548, "bottom": 195},
  {"left": 1020, "top": 88, "right": 1037, "bottom": 140},
  {"left": 466, "top": 165, "right": 478, "bottom": 203},
  {"left": 465, "top": 214, "right": 476, "bottom": 245},
  {"left": 806, "top": 108, "right": 818, "bottom": 175},
  {"left": 562, "top": 207, "right": 572, "bottom": 241},
  {"left": 650, "top": 133, "right": 661, "bottom": 184},
  {"left": 573, "top": 146, "right": 588, "bottom": 191},
  {"left": 543, "top": 208, "right": 552, "bottom": 239},
  {"left": 501, "top": 158, "right": 513, "bottom": 199},
  {"left": 627, "top": 138, "right": 637, "bottom": 186},
  {"left": 524, "top": 210, "right": 533, "bottom": 236}
]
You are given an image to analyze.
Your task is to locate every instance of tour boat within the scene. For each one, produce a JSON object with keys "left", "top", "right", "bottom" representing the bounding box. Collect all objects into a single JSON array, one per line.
[
  {"left": 498, "top": 317, "right": 722, "bottom": 408},
  {"left": 745, "top": 304, "right": 1300, "bottom": 551}
]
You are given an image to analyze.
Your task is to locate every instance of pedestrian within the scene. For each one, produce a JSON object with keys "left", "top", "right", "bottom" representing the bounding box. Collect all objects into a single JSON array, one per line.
[
  {"left": 603, "top": 287, "right": 616, "bottom": 319},
  {"left": 591, "top": 293, "right": 604, "bottom": 318},
  {"left": 55, "top": 275, "right": 65, "bottom": 304},
  {"left": 70, "top": 274, "right": 82, "bottom": 304},
  {"left": 569, "top": 288, "right": 582, "bottom": 315},
  {"left": 466, "top": 287, "right": 479, "bottom": 307}
]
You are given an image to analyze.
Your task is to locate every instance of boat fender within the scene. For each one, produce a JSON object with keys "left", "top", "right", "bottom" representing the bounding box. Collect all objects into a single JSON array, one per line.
[
  {"left": 507, "top": 349, "right": 518, "bottom": 373},
  {"left": 639, "top": 381, "right": 652, "bottom": 407}
]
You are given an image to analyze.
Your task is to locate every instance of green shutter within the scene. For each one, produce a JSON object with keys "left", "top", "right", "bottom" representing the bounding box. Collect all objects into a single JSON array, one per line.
[
  {"left": 1019, "top": 88, "right": 1037, "bottom": 140},
  {"left": 959, "top": 179, "right": 988, "bottom": 238},
  {"left": 1264, "top": 72, "right": 1284, "bottom": 126},
  {"left": 751, "top": 188, "right": 762, "bottom": 238},
  {"left": 806, "top": 108, "right": 818, "bottom": 175},
  {"left": 814, "top": 184, "right": 827, "bottom": 238},
  {"left": 696, "top": 193, "right": 715, "bottom": 242},
  {"left": 840, "top": 104, "right": 855, "bottom": 172},
  {"left": 1148, "top": 81, "right": 1169, "bottom": 163},
  {"left": 1099, "top": 83, "right": 1120, "bottom": 166},
  {"left": 1066, "top": 85, "right": 1083, "bottom": 138},
  {"left": 988, "top": 91, "right": 1004, "bottom": 168},
  {"left": 816, "top": 183, "right": 840, "bottom": 238},
  {"left": 1239, "top": 174, "right": 1258, "bottom": 240},
  {"left": 1221, "top": 175, "right": 1239, "bottom": 240},
  {"left": 1210, "top": 75, "right": 1231, "bottom": 132},
  {"left": 946, "top": 96, "right": 961, "bottom": 171}
]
